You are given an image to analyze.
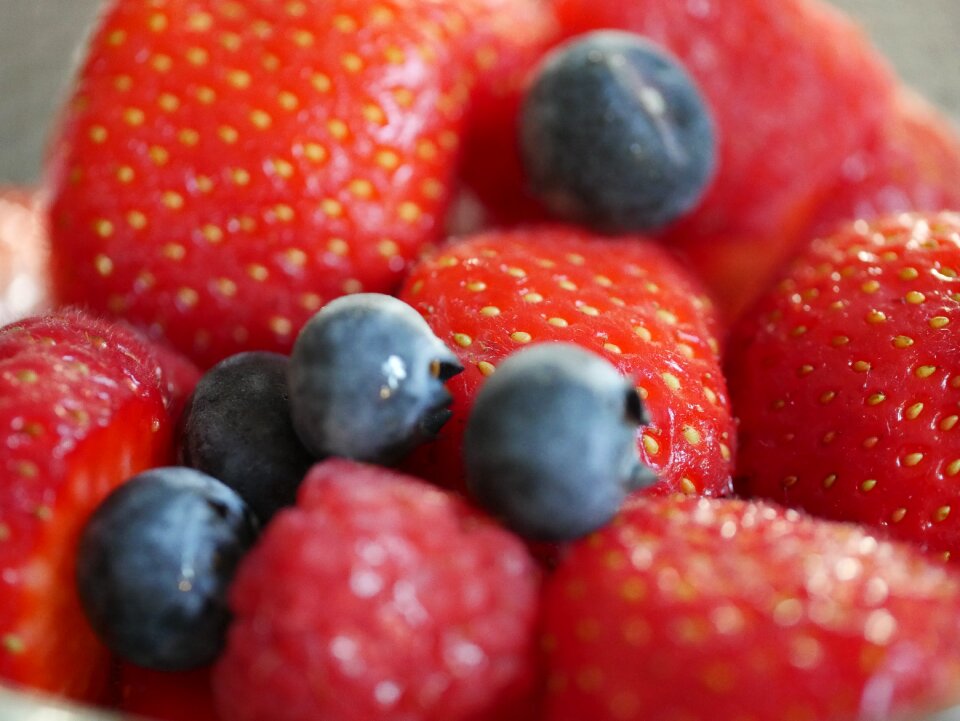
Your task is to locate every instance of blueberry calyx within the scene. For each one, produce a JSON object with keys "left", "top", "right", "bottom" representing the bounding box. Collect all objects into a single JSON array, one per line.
[{"left": 431, "top": 358, "right": 464, "bottom": 382}]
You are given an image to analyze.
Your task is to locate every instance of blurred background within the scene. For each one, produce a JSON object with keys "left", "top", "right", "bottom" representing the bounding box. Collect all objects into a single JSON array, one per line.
[{"left": 0, "top": 0, "right": 958, "bottom": 184}]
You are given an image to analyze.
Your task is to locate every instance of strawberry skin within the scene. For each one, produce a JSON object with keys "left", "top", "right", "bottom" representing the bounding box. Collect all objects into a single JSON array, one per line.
[
  {"left": 806, "top": 88, "right": 960, "bottom": 239},
  {"left": 398, "top": 225, "right": 734, "bottom": 498},
  {"left": 46, "top": 0, "right": 473, "bottom": 368},
  {"left": 673, "top": 230, "right": 803, "bottom": 329},
  {"left": 542, "top": 495, "right": 960, "bottom": 721},
  {"left": 0, "top": 310, "right": 189, "bottom": 701},
  {"left": 678, "top": 89, "right": 960, "bottom": 327},
  {"left": 454, "top": 0, "right": 560, "bottom": 226},
  {"left": 728, "top": 212, "right": 960, "bottom": 559}
]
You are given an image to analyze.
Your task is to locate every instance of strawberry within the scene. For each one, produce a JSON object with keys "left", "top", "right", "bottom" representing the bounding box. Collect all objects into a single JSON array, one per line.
[
  {"left": 398, "top": 225, "right": 735, "bottom": 498},
  {"left": 678, "top": 89, "right": 960, "bottom": 327},
  {"left": 806, "top": 88, "right": 960, "bottom": 239},
  {"left": 552, "top": 0, "right": 896, "bottom": 242},
  {"left": 727, "top": 212, "right": 960, "bottom": 559},
  {"left": 145, "top": 333, "right": 203, "bottom": 421},
  {"left": 213, "top": 458, "right": 541, "bottom": 721},
  {"left": 453, "top": 0, "right": 560, "bottom": 227},
  {"left": 0, "top": 309, "right": 192, "bottom": 701},
  {"left": 0, "top": 188, "right": 50, "bottom": 325},
  {"left": 45, "top": 0, "right": 475, "bottom": 368},
  {"left": 117, "top": 664, "right": 220, "bottom": 721},
  {"left": 542, "top": 494, "right": 960, "bottom": 721},
  {"left": 672, "top": 230, "right": 796, "bottom": 328},
  {"left": 455, "top": 0, "right": 559, "bottom": 122}
]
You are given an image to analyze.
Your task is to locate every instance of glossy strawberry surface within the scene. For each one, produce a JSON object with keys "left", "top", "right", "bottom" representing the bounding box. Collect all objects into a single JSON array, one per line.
[
  {"left": 543, "top": 494, "right": 960, "bottom": 721},
  {"left": 0, "top": 1, "right": 957, "bottom": 718},
  {"left": 807, "top": 88, "right": 960, "bottom": 239},
  {"left": 399, "top": 225, "right": 734, "bottom": 498},
  {"left": 0, "top": 310, "right": 190, "bottom": 700},
  {"left": 728, "top": 213, "right": 960, "bottom": 559},
  {"left": 46, "top": 0, "right": 474, "bottom": 367},
  {"left": 680, "top": 89, "right": 960, "bottom": 328},
  {"left": 453, "top": 0, "right": 559, "bottom": 227}
]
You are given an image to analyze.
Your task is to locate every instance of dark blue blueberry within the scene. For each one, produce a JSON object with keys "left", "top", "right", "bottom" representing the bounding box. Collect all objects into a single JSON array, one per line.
[
  {"left": 464, "top": 343, "right": 656, "bottom": 541},
  {"left": 76, "top": 467, "right": 258, "bottom": 671},
  {"left": 520, "top": 30, "right": 716, "bottom": 233},
  {"left": 288, "top": 293, "right": 462, "bottom": 465},
  {"left": 179, "top": 351, "right": 314, "bottom": 524}
]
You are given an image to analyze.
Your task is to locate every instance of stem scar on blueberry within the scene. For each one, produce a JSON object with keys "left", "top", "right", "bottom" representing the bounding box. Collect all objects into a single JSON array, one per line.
[
  {"left": 420, "top": 408, "right": 455, "bottom": 438},
  {"left": 431, "top": 357, "right": 464, "bottom": 382},
  {"left": 624, "top": 387, "right": 657, "bottom": 490},
  {"left": 624, "top": 386, "right": 650, "bottom": 426}
]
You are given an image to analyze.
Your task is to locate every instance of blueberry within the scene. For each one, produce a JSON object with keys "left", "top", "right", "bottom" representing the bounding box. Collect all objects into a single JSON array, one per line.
[
  {"left": 179, "top": 351, "right": 315, "bottom": 524},
  {"left": 520, "top": 30, "right": 716, "bottom": 233},
  {"left": 76, "top": 467, "right": 258, "bottom": 670},
  {"left": 288, "top": 293, "right": 463, "bottom": 465},
  {"left": 464, "top": 343, "right": 656, "bottom": 541}
]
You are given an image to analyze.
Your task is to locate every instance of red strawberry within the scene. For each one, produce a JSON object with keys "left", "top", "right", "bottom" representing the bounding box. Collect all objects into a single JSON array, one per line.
[
  {"left": 679, "top": 89, "right": 960, "bottom": 327},
  {"left": 552, "top": 0, "right": 896, "bottom": 242},
  {"left": 542, "top": 494, "right": 960, "bottom": 721},
  {"left": 117, "top": 664, "right": 219, "bottom": 721},
  {"left": 674, "top": 230, "right": 801, "bottom": 328},
  {"left": 453, "top": 0, "right": 559, "bottom": 126},
  {"left": 398, "top": 225, "right": 734, "bottom": 498},
  {"left": 0, "top": 310, "right": 189, "bottom": 701},
  {"left": 454, "top": 0, "right": 560, "bottom": 227},
  {"left": 46, "top": 0, "right": 475, "bottom": 368},
  {"left": 213, "top": 458, "right": 541, "bottom": 721},
  {"left": 728, "top": 212, "right": 960, "bottom": 559},
  {"left": 0, "top": 188, "right": 50, "bottom": 325},
  {"left": 807, "top": 88, "right": 960, "bottom": 239},
  {"left": 143, "top": 333, "right": 203, "bottom": 420}
]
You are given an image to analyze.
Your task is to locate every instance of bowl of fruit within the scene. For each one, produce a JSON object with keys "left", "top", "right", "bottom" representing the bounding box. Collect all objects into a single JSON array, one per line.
[{"left": 2, "top": 1, "right": 960, "bottom": 720}]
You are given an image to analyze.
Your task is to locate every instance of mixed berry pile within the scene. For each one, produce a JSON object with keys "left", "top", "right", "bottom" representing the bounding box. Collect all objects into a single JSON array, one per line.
[{"left": 2, "top": 1, "right": 960, "bottom": 720}]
